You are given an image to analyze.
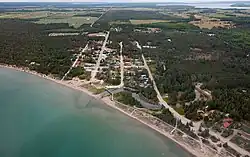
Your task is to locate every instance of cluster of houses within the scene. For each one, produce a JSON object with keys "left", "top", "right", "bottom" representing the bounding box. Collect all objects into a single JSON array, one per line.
[
  {"left": 139, "top": 74, "right": 150, "bottom": 88},
  {"left": 73, "top": 31, "right": 122, "bottom": 85},
  {"left": 124, "top": 66, "right": 151, "bottom": 89}
]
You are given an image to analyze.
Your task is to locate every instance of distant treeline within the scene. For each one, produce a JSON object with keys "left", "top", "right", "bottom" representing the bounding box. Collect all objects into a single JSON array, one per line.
[{"left": 73, "top": 13, "right": 102, "bottom": 17}]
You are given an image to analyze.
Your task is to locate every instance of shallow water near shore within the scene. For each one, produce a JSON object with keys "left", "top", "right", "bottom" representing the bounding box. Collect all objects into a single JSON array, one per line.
[{"left": 0, "top": 68, "right": 192, "bottom": 157}]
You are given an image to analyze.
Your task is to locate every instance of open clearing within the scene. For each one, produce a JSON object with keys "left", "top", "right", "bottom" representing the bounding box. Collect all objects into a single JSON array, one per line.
[
  {"left": 111, "top": 8, "right": 159, "bottom": 11},
  {"left": 189, "top": 15, "right": 234, "bottom": 29},
  {"left": 0, "top": 12, "right": 49, "bottom": 19},
  {"left": 35, "top": 16, "right": 98, "bottom": 28},
  {"left": 130, "top": 20, "right": 169, "bottom": 25},
  {"left": 189, "top": 20, "right": 233, "bottom": 29},
  {"left": 109, "top": 20, "right": 131, "bottom": 25},
  {"left": 172, "top": 13, "right": 191, "bottom": 19},
  {"left": 207, "top": 13, "right": 233, "bottom": 18},
  {"left": 0, "top": 11, "right": 100, "bottom": 28}
]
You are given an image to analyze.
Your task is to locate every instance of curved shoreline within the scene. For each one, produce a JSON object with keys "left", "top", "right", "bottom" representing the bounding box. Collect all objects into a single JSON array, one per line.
[{"left": 0, "top": 64, "right": 212, "bottom": 157}]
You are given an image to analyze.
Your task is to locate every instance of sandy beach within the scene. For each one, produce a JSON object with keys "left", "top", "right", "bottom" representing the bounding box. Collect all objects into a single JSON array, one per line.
[
  {"left": 101, "top": 97, "right": 199, "bottom": 157},
  {"left": 0, "top": 64, "right": 219, "bottom": 157}
]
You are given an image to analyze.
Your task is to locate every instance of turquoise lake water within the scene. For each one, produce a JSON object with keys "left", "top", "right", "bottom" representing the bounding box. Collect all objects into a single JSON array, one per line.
[{"left": 0, "top": 68, "right": 192, "bottom": 157}]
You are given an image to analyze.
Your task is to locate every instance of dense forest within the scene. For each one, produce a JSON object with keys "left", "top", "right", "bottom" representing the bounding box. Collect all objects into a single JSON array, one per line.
[
  {"left": 0, "top": 19, "right": 88, "bottom": 78},
  {"left": 107, "top": 16, "right": 250, "bottom": 121},
  {"left": 94, "top": 10, "right": 194, "bottom": 30},
  {"left": 0, "top": 7, "right": 250, "bottom": 122}
]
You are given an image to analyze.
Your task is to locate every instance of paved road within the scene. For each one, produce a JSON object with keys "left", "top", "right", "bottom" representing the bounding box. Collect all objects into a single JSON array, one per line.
[
  {"left": 136, "top": 40, "right": 192, "bottom": 125},
  {"left": 136, "top": 41, "right": 189, "bottom": 123},
  {"left": 90, "top": 31, "right": 110, "bottom": 82},
  {"left": 61, "top": 43, "right": 88, "bottom": 80},
  {"left": 98, "top": 88, "right": 124, "bottom": 98},
  {"left": 135, "top": 41, "right": 142, "bottom": 50},
  {"left": 142, "top": 53, "right": 191, "bottom": 125},
  {"left": 195, "top": 83, "right": 212, "bottom": 100},
  {"left": 90, "top": 7, "right": 112, "bottom": 27},
  {"left": 132, "top": 93, "right": 162, "bottom": 110},
  {"left": 141, "top": 45, "right": 249, "bottom": 156}
]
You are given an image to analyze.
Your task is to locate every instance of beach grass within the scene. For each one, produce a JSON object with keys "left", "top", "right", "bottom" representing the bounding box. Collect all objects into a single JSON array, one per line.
[{"left": 87, "top": 86, "right": 105, "bottom": 94}]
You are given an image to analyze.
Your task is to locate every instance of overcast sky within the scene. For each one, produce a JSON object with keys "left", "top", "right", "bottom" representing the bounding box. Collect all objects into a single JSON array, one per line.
[{"left": 0, "top": 0, "right": 249, "bottom": 2}]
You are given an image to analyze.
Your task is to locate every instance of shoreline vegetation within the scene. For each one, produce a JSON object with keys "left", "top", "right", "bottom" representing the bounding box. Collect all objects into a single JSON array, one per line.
[{"left": 0, "top": 64, "right": 235, "bottom": 157}]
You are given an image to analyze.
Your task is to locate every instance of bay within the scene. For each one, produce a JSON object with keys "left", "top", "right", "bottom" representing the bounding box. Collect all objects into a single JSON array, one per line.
[{"left": 0, "top": 68, "right": 192, "bottom": 157}]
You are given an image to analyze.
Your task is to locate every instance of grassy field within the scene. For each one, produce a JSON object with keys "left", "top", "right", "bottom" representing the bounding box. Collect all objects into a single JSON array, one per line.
[
  {"left": 0, "top": 11, "right": 49, "bottom": 19},
  {"left": 0, "top": 11, "right": 103, "bottom": 19},
  {"left": 189, "top": 20, "right": 233, "bottom": 29},
  {"left": 88, "top": 86, "right": 105, "bottom": 94},
  {"left": 130, "top": 19, "right": 169, "bottom": 25},
  {"left": 81, "top": 84, "right": 105, "bottom": 95},
  {"left": 189, "top": 15, "right": 233, "bottom": 29},
  {"left": 0, "top": 11, "right": 98, "bottom": 28},
  {"left": 208, "top": 10, "right": 250, "bottom": 18},
  {"left": 35, "top": 16, "right": 98, "bottom": 28},
  {"left": 109, "top": 20, "right": 131, "bottom": 25},
  {"left": 207, "top": 13, "right": 232, "bottom": 18},
  {"left": 112, "top": 8, "right": 160, "bottom": 11}
]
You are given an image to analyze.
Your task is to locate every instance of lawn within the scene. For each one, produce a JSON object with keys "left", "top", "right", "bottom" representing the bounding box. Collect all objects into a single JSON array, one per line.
[
  {"left": 174, "top": 107, "right": 185, "bottom": 115},
  {"left": 163, "top": 97, "right": 168, "bottom": 103},
  {"left": 88, "top": 86, "right": 105, "bottom": 95},
  {"left": 149, "top": 63, "right": 157, "bottom": 74}
]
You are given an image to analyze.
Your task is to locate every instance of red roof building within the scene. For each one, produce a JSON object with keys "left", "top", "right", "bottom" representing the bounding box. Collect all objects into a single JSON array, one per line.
[{"left": 223, "top": 118, "right": 233, "bottom": 128}]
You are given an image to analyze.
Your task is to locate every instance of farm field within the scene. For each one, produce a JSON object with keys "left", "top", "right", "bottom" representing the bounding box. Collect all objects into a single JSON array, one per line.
[
  {"left": 0, "top": 11, "right": 49, "bottom": 19},
  {"left": 35, "top": 16, "right": 98, "bottom": 28},
  {"left": 109, "top": 20, "right": 131, "bottom": 25},
  {"left": 0, "top": 11, "right": 101, "bottom": 28},
  {"left": 130, "top": 19, "right": 169, "bottom": 25},
  {"left": 111, "top": 7, "right": 159, "bottom": 11},
  {"left": 189, "top": 15, "right": 234, "bottom": 29},
  {"left": 189, "top": 20, "right": 233, "bottom": 29}
]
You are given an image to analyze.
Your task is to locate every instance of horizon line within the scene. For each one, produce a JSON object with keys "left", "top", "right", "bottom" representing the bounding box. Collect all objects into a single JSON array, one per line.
[{"left": 0, "top": 0, "right": 250, "bottom": 3}]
